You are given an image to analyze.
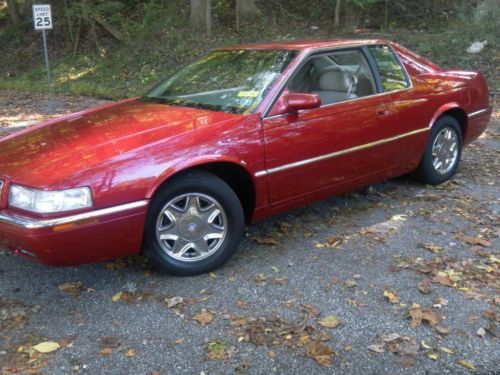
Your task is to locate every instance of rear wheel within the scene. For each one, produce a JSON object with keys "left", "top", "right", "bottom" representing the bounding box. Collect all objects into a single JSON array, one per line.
[
  {"left": 414, "top": 115, "right": 462, "bottom": 185},
  {"left": 143, "top": 171, "right": 244, "bottom": 275}
]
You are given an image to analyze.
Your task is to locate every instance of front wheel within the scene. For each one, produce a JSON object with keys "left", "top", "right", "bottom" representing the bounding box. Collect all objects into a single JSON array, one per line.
[
  {"left": 143, "top": 171, "right": 245, "bottom": 276},
  {"left": 414, "top": 115, "right": 462, "bottom": 185}
]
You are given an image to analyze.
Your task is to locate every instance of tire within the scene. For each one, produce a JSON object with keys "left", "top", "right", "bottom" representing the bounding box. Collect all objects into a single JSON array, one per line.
[
  {"left": 143, "top": 171, "right": 245, "bottom": 276},
  {"left": 414, "top": 115, "right": 462, "bottom": 185}
]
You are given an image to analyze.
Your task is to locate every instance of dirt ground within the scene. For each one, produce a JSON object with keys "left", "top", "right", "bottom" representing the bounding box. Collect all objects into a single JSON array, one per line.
[{"left": 0, "top": 91, "right": 498, "bottom": 374}]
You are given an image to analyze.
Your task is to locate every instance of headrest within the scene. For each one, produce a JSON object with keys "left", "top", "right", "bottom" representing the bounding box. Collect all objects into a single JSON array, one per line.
[{"left": 318, "top": 69, "right": 354, "bottom": 92}]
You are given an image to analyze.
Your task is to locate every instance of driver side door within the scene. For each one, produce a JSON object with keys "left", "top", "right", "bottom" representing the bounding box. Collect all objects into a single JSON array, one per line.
[{"left": 261, "top": 47, "right": 401, "bottom": 206}]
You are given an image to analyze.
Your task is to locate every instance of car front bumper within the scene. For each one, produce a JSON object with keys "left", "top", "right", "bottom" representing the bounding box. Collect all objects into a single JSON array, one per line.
[{"left": 0, "top": 200, "right": 149, "bottom": 266}]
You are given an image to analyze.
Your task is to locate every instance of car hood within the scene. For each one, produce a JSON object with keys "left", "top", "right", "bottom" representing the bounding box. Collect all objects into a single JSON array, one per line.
[{"left": 0, "top": 98, "right": 243, "bottom": 186}]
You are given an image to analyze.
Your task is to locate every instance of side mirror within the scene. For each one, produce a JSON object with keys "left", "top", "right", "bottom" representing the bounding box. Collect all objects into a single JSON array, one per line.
[
  {"left": 268, "top": 90, "right": 321, "bottom": 117},
  {"left": 288, "top": 92, "right": 322, "bottom": 112}
]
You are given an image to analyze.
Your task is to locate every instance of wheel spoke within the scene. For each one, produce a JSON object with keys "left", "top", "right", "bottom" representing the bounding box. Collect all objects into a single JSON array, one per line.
[
  {"left": 204, "top": 225, "right": 225, "bottom": 241},
  {"left": 159, "top": 229, "right": 179, "bottom": 242},
  {"left": 193, "top": 238, "right": 210, "bottom": 254},
  {"left": 172, "top": 238, "right": 192, "bottom": 255},
  {"left": 163, "top": 208, "right": 178, "bottom": 223},
  {"left": 185, "top": 195, "right": 200, "bottom": 214}
]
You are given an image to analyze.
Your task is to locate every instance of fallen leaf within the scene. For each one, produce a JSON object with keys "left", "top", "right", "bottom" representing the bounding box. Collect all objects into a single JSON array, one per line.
[
  {"left": 206, "top": 341, "right": 228, "bottom": 360},
  {"left": 236, "top": 300, "right": 249, "bottom": 309},
  {"left": 409, "top": 307, "right": 441, "bottom": 327},
  {"left": 419, "top": 243, "right": 443, "bottom": 253},
  {"left": 254, "top": 237, "right": 279, "bottom": 246},
  {"left": 383, "top": 290, "right": 399, "bottom": 304},
  {"left": 435, "top": 326, "right": 452, "bottom": 335},
  {"left": 391, "top": 214, "right": 407, "bottom": 221},
  {"left": 305, "top": 340, "right": 334, "bottom": 367},
  {"left": 483, "top": 309, "right": 497, "bottom": 321},
  {"left": 476, "top": 327, "right": 486, "bottom": 337},
  {"left": 368, "top": 344, "right": 385, "bottom": 353},
  {"left": 98, "top": 347, "right": 113, "bottom": 356},
  {"left": 427, "top": 352, "right": 439, "bottom": 360},
  {"left": 33, "top": 341, "right": 60, "bottom": 354},
  {"left": 439, "top": 347, "right": 455, "bottom": 355},
  {"left": 193, "top": 310, "right": 214, "bottom": 326},
  {"left": 58, "top": 281, "right": 84, "bottom": 294},
  {"left": 343, "top": 280, "right": 358, "bottom": 289},
  {"left": 174, "top": 338, "right": 185, "bottom": 345},
  {"left": 166, "top": 296, "right": 184, "bottom": 308},
  {"left": 421, "top": 340, "right": 433, "bottom": 349},
  {"left": 457, "top": 359, "right": 477, "bottom": 371},
  {"left": 272, "top": 277, "right": 288, "bottom": 285},
  {"left": 112, "top": 291, "right": 123, "bottom": 302},
  {"left": 271, "top": 266, "right": 280, "bottom": 273},
  {"left": 459, "top": 235, "right": 491, "bottom": 247},
  {"left": 302, "top": 304, "right": 319, "bottom": 318},
  {"left": 318, "top": 316, "right": 341, "bottom": 329},
  {"left": 230, "top": 319, "right": 248, "bottom": 327},
  {"left": 418, "top": 280, "right": 432, "bottom": 294},
  {"left": 347, "top": 298, "right": 367, "bottom": 307},
  {"left": 255, "top": 273, "right": 267, "bottom": 283},
  {"left": 125, "top": 349, "right": 136, "bottom": 357}
]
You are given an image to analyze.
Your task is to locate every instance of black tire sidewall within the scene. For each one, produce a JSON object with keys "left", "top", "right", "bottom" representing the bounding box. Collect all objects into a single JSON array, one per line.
[
  {"left": 417, "top": 116, "right": 462, "bottom": 185},
  {"left": 143, "top": 171, "right": 245, "bottom": 276}
]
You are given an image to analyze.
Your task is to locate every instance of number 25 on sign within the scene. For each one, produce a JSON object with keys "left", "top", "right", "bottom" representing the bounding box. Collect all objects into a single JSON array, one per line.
[{"left": 33, "top": 4, "right": 53, "bottom": 84}]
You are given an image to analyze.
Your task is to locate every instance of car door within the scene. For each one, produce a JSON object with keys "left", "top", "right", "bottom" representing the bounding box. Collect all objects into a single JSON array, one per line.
[
  {"left": 261, "top": 47, "right": 402, "bottom": 205},
  {"left": 366, "top": 45, "right": 433, "bottom": 172}
]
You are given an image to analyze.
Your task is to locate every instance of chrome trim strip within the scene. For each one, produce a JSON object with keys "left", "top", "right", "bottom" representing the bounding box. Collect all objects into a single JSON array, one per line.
[
  {"left": 468, "top": 107, "right": 491, "bottom": 118},
  {"left": 0, "top": 200, "right": 149, "bottom": 229},
  {"left": 255, "top": 127, "right": 429, "bottom": 177}
]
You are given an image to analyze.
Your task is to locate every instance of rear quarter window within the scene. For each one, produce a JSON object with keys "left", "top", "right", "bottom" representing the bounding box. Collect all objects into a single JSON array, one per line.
[{"left": 368, "top": 45, "right": 410, "bottom": 92}]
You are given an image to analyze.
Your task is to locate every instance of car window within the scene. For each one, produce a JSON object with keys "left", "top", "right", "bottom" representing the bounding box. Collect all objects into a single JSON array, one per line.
[
  {"left": 143, "top": 49, "right": 298, "bottom": 114},
  {"left": 368, "top": 45, "right": 410, "bottom": 92},
  {"left": 287, "top": 49, "right": 377, "bottom": 106}
]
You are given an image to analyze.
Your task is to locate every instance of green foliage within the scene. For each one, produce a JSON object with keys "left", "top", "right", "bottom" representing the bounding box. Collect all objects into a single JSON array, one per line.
[{"left": 0, "top": 0, "right": 498, "bottom": 98}]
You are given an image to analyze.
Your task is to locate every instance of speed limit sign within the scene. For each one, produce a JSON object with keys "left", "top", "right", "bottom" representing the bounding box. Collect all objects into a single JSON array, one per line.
[
  {"left": 33, "top": 4, "right": 53, "bottom": 84},
  {"left": 33, "top": 4, "right": 52, "bottom": 30}
]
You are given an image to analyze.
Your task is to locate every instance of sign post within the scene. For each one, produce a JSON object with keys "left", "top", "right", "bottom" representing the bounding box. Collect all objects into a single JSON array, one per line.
[{"left": 33, "top": 4, "right": 53, "bottom": 85}]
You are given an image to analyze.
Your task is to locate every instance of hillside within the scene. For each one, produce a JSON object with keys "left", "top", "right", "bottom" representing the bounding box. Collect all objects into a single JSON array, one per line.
[{"left": 1, "top": 0, "right": 498, "bottom": 99}]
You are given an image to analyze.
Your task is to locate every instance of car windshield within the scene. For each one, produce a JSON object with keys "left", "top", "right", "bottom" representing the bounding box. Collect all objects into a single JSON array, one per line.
[{"left": 142, "top": 49, "right": 297, "bottom": 114}]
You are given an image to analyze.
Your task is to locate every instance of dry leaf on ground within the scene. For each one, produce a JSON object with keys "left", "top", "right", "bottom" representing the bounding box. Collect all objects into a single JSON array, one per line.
[
  {"left": 318, "top": 316, "right": 341, "bottom": 329},
  {"left": 193, "top": 310, "right": 214, "bottom": 326},
  {"left": 32, "top": 341, "right": 60, "bottom": 354}
]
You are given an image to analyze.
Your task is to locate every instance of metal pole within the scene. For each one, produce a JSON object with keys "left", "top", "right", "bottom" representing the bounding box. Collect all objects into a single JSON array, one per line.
[{"left": 42, "top": 29, "right": 52, "bottom": 85}]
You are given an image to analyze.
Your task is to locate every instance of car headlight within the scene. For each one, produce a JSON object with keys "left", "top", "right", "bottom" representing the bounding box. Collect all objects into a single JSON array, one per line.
[{"left": 8, "top": 184, "right": 93, "bottom": 214}]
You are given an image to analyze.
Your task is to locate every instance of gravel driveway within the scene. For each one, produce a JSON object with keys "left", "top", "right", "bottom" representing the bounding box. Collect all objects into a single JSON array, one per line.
[{"left": 0, "top": 91, "right": 498, "bottom": 375}]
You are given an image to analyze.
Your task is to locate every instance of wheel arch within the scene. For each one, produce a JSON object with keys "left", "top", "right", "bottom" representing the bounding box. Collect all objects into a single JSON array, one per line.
[
  {"left": 147, "top": 159, "right": 256, "bottom": 224},
  {"left": 429, "top": 103, "right": 468, "bottom": 139}
]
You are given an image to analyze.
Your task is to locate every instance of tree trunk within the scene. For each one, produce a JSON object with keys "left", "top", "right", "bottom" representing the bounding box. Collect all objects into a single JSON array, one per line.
[
  {"left": 190, "top": 0, "right": 212, "bottom": 35},
  {"left": 474, "top": 0, "right": 498, "bottom": 21},
  {"left": 334, "top": 0, "right": 342, "bottom": 28},
  {"left": 238, "top": 0, "right": 260, "bottom": 16},
  {"left": 8, "top": 0, "right": 22, "bottom": 25}
]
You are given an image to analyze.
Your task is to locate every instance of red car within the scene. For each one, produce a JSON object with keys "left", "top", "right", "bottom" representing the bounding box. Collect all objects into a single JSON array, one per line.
[{"left": 0, "top": 39, "right": 492, "bottom": 275}]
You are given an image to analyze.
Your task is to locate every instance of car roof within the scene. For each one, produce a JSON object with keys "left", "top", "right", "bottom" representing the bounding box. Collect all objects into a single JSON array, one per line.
[{"left": 220, "top": 38, "right": 392, "bottom": 51}]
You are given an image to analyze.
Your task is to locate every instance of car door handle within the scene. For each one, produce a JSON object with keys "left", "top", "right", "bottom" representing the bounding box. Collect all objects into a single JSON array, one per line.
[{"left": 377, "top": 110, "right": 391, "bottom": 117}]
